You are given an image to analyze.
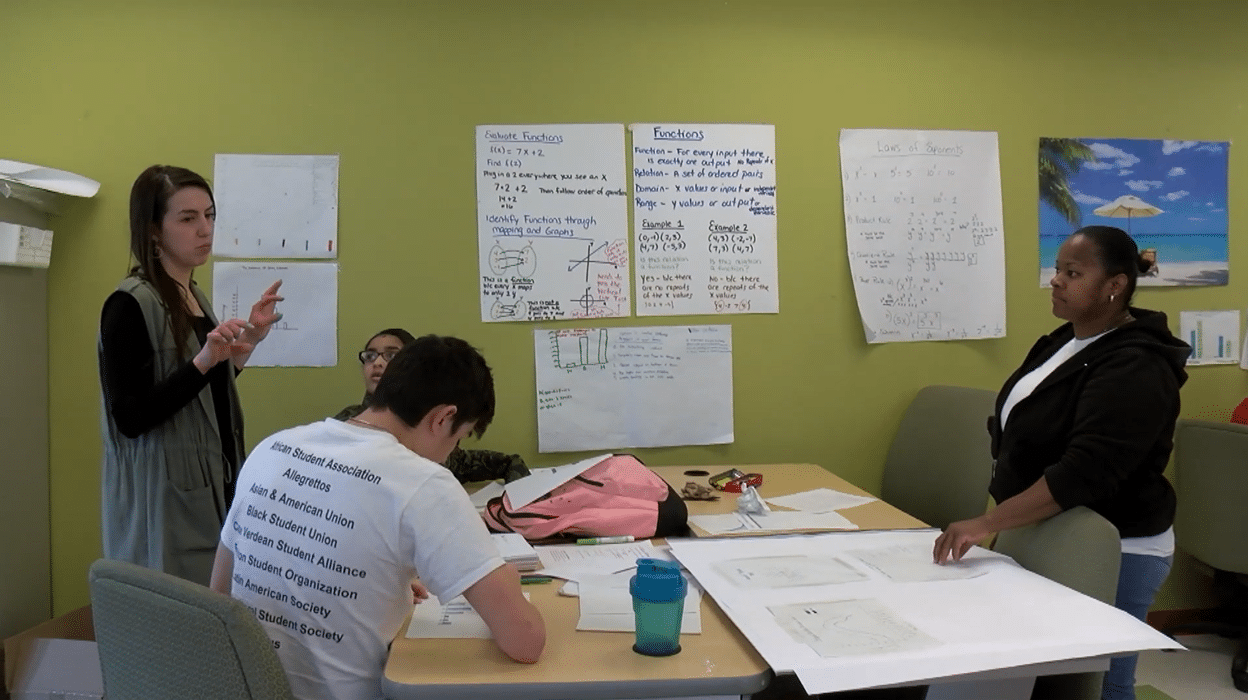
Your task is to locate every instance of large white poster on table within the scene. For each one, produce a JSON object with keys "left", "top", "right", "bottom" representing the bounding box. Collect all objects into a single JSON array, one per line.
[
  {"left": 212, "top": 154, "right": 339, "bottom": 259},
  {"left": 631, "top": 123, "right": 778, "bottom": 316},
  {"left": 840, "top": 129, "right": 1005, "bottom": 343},
  {"left": 211, "top": 261, "right": 337, "bottom": 367},
  {"left": 477, "top": 124, "right": 630, "bottom": 322},
  {"left": 534, "top": 325, "right": 733, "bottom": 452},
  {"left": 668, "top": 531, "right": 1181, "bottom": 695}
]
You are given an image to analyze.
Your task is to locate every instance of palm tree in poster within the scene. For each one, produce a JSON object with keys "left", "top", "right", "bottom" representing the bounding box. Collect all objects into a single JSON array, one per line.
[{"left": 1039, "top": 138, "right": 1097, "bottom": 225}]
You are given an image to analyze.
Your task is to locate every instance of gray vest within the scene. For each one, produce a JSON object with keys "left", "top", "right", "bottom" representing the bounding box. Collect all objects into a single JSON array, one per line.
[{"left": 99, "top": 277, "right": 245, "bottom": 585}]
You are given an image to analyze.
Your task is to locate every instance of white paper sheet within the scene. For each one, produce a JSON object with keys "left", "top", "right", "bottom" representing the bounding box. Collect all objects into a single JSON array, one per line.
[
  {"left": 1179, "top": 309, "right": 1240, "bottom": 365},
  {"left": 840, "top": 129, "right": 1006, "bottom": 343},
  {"left": 212, "top": 154, "right": 339, "bottom": 259},
  {"left": 631, "top": 123, "right": 779, "bottom": 316},
  {"left": 404, "top": 592, "right": 529, "bottom": 639},
  {"left": 576, "top": 582, "right": 702, "bottom": 633},
  {"left": 476, "top": 124, "right": 630, "bottom": 322},
  {"left": 0, "top": 222, "right": 53, "bottom": 268},
  {"left": 668, "top": 531, "right": 1182, "bottom": 695},
  {"left": 534, "top": 324, "right": 733, "bottom": 452},
  {"left": 689, "top": 510, "right": 857, "bottom": 536},
  {"left": 535, "top": 541, "right": 663, "bottom": 586},
  {"left": 766, "top": 488, "right": 878, "bottom": 513},
  {"left": 503, "top": 453, "right": 612, "bottom": 509},
  {"left": 210, "top": 261, "right": 337, "bottom": 367},
  {"left": 468, "top": 481, "right": 505, "bottom": 512}
]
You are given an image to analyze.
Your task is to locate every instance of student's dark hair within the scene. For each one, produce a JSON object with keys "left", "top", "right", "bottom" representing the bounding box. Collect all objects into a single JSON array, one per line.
[
  {"left": 365, "top": 327, "right": 417, "bottom": 349},
  {"left": 370, "top": 335, "right": 495, "bottom": 438},
  {"left": 128, "top": 165, "right": 214, "bottom": 359},
  {"left": 1072, "top": 225, "right": 1151, "bottom": 305}
]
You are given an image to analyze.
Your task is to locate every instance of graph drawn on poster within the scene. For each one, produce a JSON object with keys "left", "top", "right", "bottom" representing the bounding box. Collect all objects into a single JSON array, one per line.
[
  {"left": 631, "top": 123, "right": 779, "bottom": 316},
  {"left": 840, "top": 129, "right": 1005, "bottom": 343},
  {"left": 477, "top": 124, "right": 630, "bottom": 322},
  {"left": 211, "top": 261, "right": 337, "bottom": 367},
  {"left": 768, "top": 599, "right": 941, "bottom": 658},
  {"left": 534, "top": 325, "right": 733, "bottom": 451},
  {"left": 212, "top": 154, "right": 339, "bottom": 259}
]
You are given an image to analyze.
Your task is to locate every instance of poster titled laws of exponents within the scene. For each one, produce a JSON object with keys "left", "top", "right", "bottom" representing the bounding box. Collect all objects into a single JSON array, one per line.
[
  {"left": 840, "top": 129, "right": 1006, "bottom": 344},
  {"left": 477, "top": 124, "right": 630, "bottom": 323},
  {"left": 631, "top": 123, "right": 779, "bottom": 316}
]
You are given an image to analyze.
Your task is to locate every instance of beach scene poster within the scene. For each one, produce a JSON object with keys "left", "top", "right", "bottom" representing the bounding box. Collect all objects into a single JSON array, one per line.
[{"left": 1038, "top": 137, "right": 1229, "bottom": 287}]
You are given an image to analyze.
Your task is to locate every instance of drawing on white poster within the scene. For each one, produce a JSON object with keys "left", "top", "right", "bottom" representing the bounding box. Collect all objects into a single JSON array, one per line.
[
  {"left": 769, "top": 599, "right": 940, "bottom": 657},
  {"left": 714, "top": 556, "right": 867, "bottom": 589},
  {"left": 211, "top": 261, "right": 337, "bottom": 367},
  {"left": 212, "top": 154, "right": 339, "bottom": 259},
  {"left": 533, "top": 324, "right": 733, "bottom": 451},
  {"left": 477, "top": 124, "right": 630, "bottom": 322}
]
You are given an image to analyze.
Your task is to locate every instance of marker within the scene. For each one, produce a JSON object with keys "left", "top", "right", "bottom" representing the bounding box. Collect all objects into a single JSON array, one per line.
[
  {"left": 520, "top": 575, "right": 552, "bottom": 585},
  {"left": 576, "top": 535, "right": 635, "bottom": 545}
]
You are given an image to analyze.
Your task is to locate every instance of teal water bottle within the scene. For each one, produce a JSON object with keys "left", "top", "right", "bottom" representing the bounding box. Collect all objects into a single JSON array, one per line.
[{"left": 630, "top": 558, "right": 687, "bottom": 656}]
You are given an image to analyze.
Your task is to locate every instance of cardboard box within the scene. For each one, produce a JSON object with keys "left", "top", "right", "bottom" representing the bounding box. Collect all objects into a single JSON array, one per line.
[{"left": 2, "top": 606, "right": 100, "bottom": 700}]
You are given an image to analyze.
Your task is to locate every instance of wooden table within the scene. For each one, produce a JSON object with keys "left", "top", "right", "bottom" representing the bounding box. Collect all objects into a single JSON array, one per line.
[
  {"left": 385, "top": 465, "right": 863, "bottom": 700},
  {"left": 651, "top": 463, "right": 926, "bottom": 532}
]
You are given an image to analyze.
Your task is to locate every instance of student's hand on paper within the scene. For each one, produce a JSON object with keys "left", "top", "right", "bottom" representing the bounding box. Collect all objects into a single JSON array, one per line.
[
  {"left": 240, "top": 279, "right": 284, "bottom": 345},
  {"left": 194, "top": 318, "right": 253, "bottom": 372},
  {"left": 933, "top": 517, "right": 990, "bottom": 564},
  {"left": 411, "top": 579, "right": 430, "bottom": 604}
]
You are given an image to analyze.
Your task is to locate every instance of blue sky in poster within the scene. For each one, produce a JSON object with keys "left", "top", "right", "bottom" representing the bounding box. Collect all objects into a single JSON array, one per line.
[{"left": 1039, "top": 138, "right": 1229, "bottom": 239}]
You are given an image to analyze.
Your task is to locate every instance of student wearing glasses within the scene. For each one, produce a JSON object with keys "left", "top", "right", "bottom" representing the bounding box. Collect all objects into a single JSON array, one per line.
[{"left": 334, "top": 328, "right": 530, "bottom": 484}]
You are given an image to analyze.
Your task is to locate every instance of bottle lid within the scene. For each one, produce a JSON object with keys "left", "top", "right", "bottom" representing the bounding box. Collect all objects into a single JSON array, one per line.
[{"left": 630, "top": 558, "right": 687, "bottom": 603}]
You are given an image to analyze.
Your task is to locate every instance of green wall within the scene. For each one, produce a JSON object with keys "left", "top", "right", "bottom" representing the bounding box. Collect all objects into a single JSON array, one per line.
[{"left": 3, "top": 0, "right": 1245, "bottom": 614}]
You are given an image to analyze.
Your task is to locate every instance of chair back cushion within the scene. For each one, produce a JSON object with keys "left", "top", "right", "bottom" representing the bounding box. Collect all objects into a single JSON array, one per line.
[
  {"left": 1173, "top": 419, "right": 1248, "bottom": 574},
  {"left": 882, "top": 385, "right": 996, "bottom": 529},
  {"left": 993, "top": 507, "right": 1121, "bottom": 700},
  {"left": 88, "top": 558, "right": 293, "bottom": 700}
]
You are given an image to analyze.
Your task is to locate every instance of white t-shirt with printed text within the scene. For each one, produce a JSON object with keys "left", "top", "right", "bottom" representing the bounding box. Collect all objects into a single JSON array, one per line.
[{"left": 219, "top": 419, "right": 504, "bottom": 700}]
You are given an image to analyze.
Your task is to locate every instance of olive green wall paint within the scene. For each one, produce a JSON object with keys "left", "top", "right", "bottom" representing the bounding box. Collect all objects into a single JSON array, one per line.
[{"left": 3, "top": 0, "right": 1244, "bottom": 614}]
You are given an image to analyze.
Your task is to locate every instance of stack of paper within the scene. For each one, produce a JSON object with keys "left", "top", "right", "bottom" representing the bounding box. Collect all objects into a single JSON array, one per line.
[{"left": 491, "top": 532, "right": 540, "bottom": 572}]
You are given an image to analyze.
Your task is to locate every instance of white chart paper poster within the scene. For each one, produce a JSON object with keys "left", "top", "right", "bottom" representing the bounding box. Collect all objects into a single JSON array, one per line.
[
  {"left": 477, "top": 124, "right": 630, "bottom": 322},
  {"left": 840, "top": 129, "right": 1006, "bottom": 343},
  {"left": 534, "top": 325, "right": 733, "bottom": 452},
  {"left": 1180, "top": 309, "right": 1240, "bottom": 365},
  {"left": 211, "top": 261, "right": 337, "bottom": 367},
  {"left": 212, "top": 154, "right": 339, "bottom": 259},
  {"left": 631, "top": 123, "right": 778, "bottom": 316}
]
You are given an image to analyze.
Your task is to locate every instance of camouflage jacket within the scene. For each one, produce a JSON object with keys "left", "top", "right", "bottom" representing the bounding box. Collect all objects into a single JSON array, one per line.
[{"left": 333, "top": 401, "right": 530, "bottom": 484}]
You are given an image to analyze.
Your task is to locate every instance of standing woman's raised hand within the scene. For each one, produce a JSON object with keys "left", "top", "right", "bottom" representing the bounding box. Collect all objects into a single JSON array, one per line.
[{"left": 232, "top": 279, "right": 285, "bottom": 368}]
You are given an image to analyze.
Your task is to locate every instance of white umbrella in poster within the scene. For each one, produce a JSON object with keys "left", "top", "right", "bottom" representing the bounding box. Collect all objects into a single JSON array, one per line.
[{"left": 1093, "top": 194, "right": 1163, "bottom": 235}]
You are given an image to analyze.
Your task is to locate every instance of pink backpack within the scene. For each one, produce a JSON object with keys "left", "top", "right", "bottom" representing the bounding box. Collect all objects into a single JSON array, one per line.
[{"left": 482, "top": 455, "right": 688, "bottom": 540}]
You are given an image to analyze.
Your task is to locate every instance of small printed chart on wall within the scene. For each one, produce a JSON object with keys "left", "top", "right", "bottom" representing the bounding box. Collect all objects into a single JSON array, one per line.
[
  {"left": 533, "top": 325, "right": 734, "bottom": 452},
  {"left": 631, "top": 123, "right": 779, "bottom": 316},
  {"left": 212, "top": 154, "right": 339, "bottom": 259},
  {"left": 840, "top": 129, "right": 1006, "bottom": 343},
  {"left": 211, "top": 261, "right": 337, "bottom": 367},
  {"left": 476, "top": 124, "right": 630, "bottom": 323}
]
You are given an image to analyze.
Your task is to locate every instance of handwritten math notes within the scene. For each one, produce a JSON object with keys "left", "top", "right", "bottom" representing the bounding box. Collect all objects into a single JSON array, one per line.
[
  {"left": 631, "top": 124, "right": 779, "bottom": 317},
  {"left": 476, "top": 124, "right": 631, "bottom": 323},
  {"left": 533, "top": 325, "right": 734, "bottom": 452},
  {"left": 840, "top": 129, "right": 1006, "bottom": 343}
]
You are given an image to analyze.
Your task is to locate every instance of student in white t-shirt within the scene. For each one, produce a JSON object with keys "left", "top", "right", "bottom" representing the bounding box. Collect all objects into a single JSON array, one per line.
[{"left": 210, "top": 335, "right": 545, "bottom": 700}]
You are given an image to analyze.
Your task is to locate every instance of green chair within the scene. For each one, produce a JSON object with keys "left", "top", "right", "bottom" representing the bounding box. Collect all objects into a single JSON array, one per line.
[
  {"left": 89, "top": 558, "right": 294, "bottom": 700},
  {"left": 994, "top": 506, "right": 1122, "bottom": 700},
  {"left": 881, "top": 385, "right": 996, "bottom": 530},
  {"left": 1166, "top": 419, "right": 1248, "bottom": 692}
]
